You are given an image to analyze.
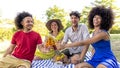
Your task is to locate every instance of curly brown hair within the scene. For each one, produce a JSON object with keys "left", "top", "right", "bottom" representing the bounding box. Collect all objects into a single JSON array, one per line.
[
  {"left": 14, "top": 11, "right": 33, "bottom": 30},
  {"left": 88, "top": 6, "right": 114, "bottom": 31}
]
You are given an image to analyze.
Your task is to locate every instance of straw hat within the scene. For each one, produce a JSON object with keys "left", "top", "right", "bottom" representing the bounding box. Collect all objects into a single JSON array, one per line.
[{"left": 46, "top": 19, "right": 63, "bottom": 31}]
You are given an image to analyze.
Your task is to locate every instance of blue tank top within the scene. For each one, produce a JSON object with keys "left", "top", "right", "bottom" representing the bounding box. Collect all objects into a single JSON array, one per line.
[
  {"left": 92, "top": 30, "right": 116, "bottom": 61},
  {"left": 92, "top": 39, "right": 115, "bottom": 60}
]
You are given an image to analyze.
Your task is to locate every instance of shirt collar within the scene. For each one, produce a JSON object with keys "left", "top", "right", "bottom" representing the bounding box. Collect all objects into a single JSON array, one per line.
[{"left": 71, "top": 25, "right": 80, "bottom": 32}]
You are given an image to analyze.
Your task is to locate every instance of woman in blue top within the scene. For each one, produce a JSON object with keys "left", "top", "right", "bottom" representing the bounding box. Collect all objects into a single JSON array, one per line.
[{"left": 57, "top": 6, "right": 119, "bottom": 68}]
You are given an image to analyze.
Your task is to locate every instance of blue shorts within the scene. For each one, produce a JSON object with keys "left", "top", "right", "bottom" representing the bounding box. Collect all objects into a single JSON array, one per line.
[{"left": 87, "top": 59, "right": 119, "bottom": 68}]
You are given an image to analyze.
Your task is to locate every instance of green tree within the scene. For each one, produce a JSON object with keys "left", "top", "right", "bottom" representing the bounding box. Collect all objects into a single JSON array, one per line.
[
  {"left": 45, "top": 5, "right": 68, "bottom": 30},
  {"left": 80, "top": 6, "right": 91, "bottom": 24},
  {"left": 33, "top": 17, "right": 48, "bottom": 36},
  {"left": 92, "top": 0, "right": 115, "bottom": 7}
]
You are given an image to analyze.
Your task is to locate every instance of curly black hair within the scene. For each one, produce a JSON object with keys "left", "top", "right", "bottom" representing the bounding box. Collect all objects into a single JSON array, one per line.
[
  {"left": 70, "top": 11, "right": 81, "bottom": 19},
  {"left": 14, "top": 11, "right": 33, "bottom": 30},
  {"left": 88, "top": 6, "right": 114, "bottom": 31}
]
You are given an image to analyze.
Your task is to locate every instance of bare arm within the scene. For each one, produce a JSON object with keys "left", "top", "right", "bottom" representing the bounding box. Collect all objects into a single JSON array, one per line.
[
  {"left": 65, "top": 32, "right": 108, "bottom": 48},
  {"left": 57, "top": 42, "right": 67, "bottom": 50},
  {"left": 79, "top": 45, "right": 89, "bottom": 61},
  {"left": 37, "top": 43, "right": 44, "bottom": 51},
  {"left": 3, "top": 44, "right": 16, "bottom": 57}
]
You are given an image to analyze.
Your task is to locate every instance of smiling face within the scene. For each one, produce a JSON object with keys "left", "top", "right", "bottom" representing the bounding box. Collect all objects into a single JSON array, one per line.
[
  {"left": 21, "top": 16, "right": 33, "bottom": 31},
  {"left": 50, "top": 22, "right": 58, "bottom": 32},
  {"left": 70, "top": 15, "right": 79, "bottom": 27},
  {"left": 93, "top": 15, "right": 102, "bottom": 28}
]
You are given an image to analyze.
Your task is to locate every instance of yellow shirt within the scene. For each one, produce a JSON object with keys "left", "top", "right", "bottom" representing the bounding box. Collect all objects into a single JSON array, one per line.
[{"left": 35, "top": 31, "right": 64, "bottom": 59}]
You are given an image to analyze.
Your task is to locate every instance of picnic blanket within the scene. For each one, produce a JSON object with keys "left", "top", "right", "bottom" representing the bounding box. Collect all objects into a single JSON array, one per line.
[
  {"left": 118, "top": 62, "right": 120, "bottom": 68},
  {"left": 31, "top": 51, "right": 120, "bottom": 68},
  {"left": 31, "top": 52, "right": 92, "bottom": 68},
  {"left": 32, "top": 59, "right": 74, "bottom": 68}
]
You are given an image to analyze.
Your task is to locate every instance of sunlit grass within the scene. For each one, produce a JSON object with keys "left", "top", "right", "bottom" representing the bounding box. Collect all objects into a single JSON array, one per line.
[
  {"left": 110, "top": 34, "right": 120, "bottom": 62},
  {"left": 110, "top": 34, "right": 120, "bottom": 41}
]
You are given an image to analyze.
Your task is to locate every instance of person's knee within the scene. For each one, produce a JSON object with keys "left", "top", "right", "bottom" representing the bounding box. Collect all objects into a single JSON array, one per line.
[
  {"left": 71, "top": 60, "right": 78, "bottom": 64},
  {"left": 75, "top": 63, "right": 87, "bottom": 68},
  {"left": 70, "top": 54, "right": 80, "bottom": 64},
  {"left": 75, "top": 64, "right": 81, "bottom": 68},
  {"left": 75, "top": 62, "right": 93, "bottom": 68},
  {"left": 97, "top": 64, "right": 107, "bottom": 68},
  {"left": 17, "top": 65, "right": 26, "bottom": 68}
]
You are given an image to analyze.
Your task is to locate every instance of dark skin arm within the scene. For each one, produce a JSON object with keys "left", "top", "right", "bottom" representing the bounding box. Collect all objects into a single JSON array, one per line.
[
  {"left": 3, "top": 44, "right": 16, "bottom": 57},
  {"left": 79, "top": 45, "right": 89, "bottom": 62},
  {"left": 64, "top": 31, "right": 109, "bottom": 48},
  {"left": 56, "top": 31, "right": 109, "bottom": 50}
]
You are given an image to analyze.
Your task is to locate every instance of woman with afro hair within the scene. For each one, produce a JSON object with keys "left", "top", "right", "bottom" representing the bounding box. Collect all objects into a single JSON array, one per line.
[{"left": 57, "top": 6, "right": 119, "bottom": 68}]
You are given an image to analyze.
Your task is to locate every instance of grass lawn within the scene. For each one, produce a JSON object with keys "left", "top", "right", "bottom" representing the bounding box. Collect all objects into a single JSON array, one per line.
[
  {"left": 110, "top": 34, "right": 120, "bottom": 62},
  {"left": 0, "top": 34, "right": 120, "bottom": 62}
]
